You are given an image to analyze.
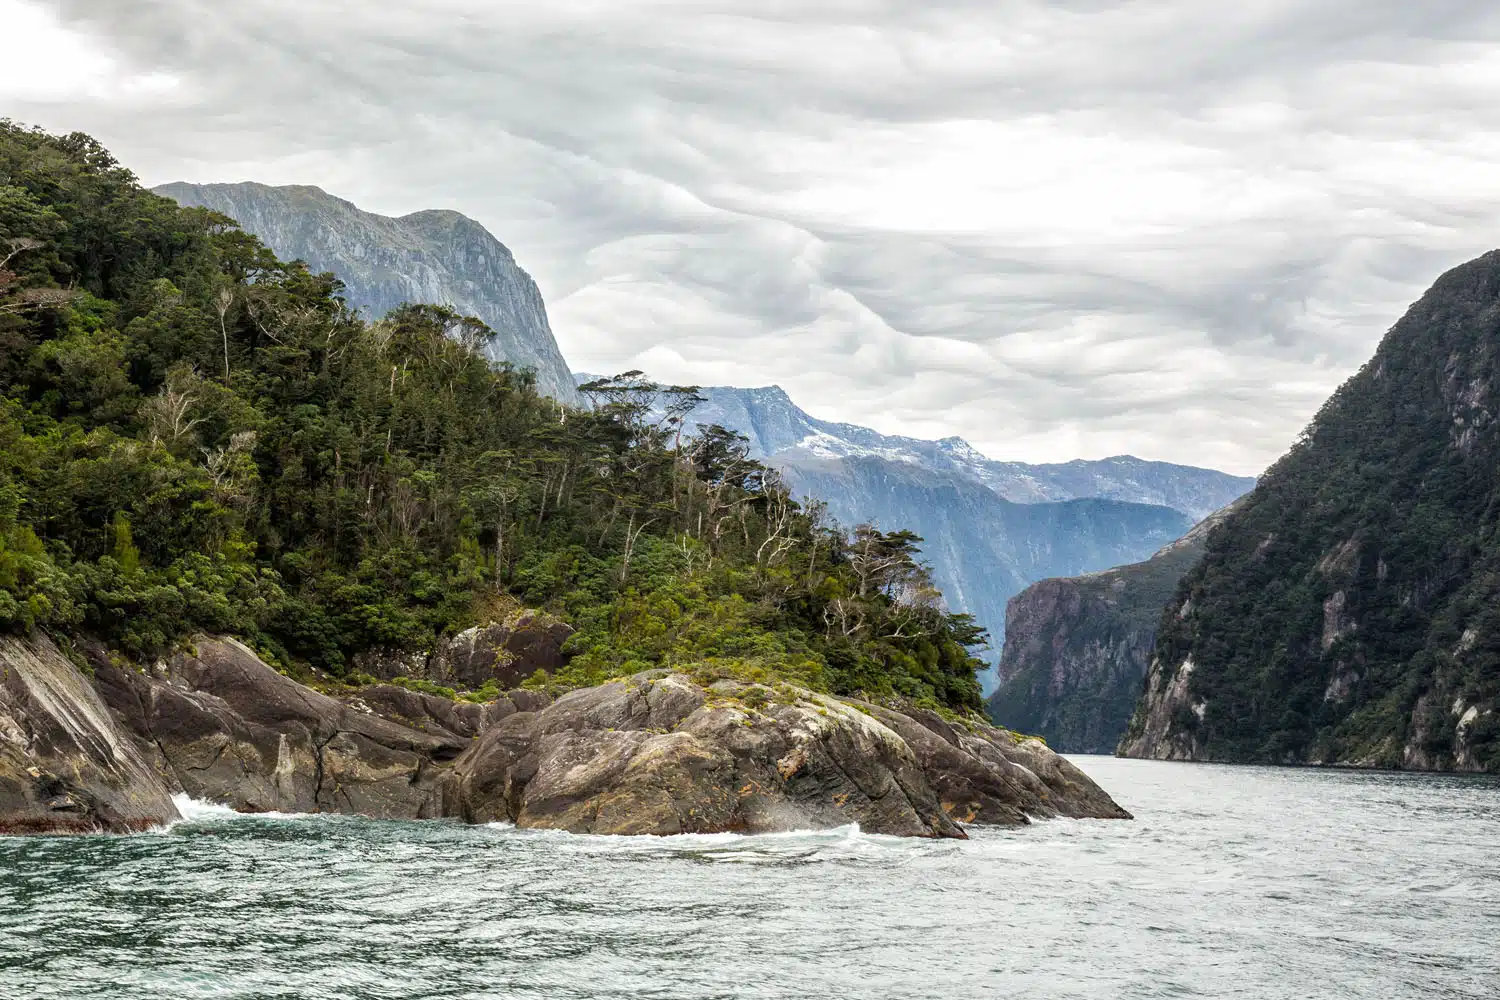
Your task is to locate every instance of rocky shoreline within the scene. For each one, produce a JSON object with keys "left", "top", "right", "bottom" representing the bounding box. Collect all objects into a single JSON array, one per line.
[{"left": 2, "top": 633, "right": 1130, "bottom": 837}]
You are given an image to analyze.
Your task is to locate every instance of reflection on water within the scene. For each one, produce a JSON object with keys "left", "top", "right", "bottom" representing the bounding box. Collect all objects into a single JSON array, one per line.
[{"left": 2, "top": 757, "right": 1496, "bottom": 999}]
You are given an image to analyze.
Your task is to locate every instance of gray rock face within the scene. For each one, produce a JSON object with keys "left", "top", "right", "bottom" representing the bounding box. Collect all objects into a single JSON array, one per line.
[
  {"left": 339, "top": 684, "right": 546, "bottom": 742},
  {"left": 83, "top": 637, "right": 1128, "bottom": 837},
  {"left": 94, "top": 637, "right": 470, "bottom": 818},
  {"left": 431, "top": 614, "right": 573, "bottom": 689},
  {"left": 0, "top": 635, "right": 178, "bottom": 833},
  {"left": 154, "top": 182, "right": 579, "bottom": 404},
  {"left": 453, "top": 672, "right": 1131, "bottom": 836},
  {"left": 988, "top": 505, "right": 1237, "bottom": 753}
]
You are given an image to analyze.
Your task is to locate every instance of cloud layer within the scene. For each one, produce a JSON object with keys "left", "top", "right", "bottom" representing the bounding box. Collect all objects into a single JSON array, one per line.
[{"left": 9, "top": 0, "right": 1500, "bottom": 473}]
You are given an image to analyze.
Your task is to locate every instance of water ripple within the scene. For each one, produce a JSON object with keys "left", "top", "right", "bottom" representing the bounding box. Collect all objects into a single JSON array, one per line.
[{"left": 1, "top": 758, "right": 1496, "bottom": 999}]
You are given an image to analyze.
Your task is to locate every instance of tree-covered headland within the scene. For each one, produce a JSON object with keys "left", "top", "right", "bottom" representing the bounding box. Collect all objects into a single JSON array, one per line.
[{"left": 0, "top": 122, "right": 985, "bottom": 713}]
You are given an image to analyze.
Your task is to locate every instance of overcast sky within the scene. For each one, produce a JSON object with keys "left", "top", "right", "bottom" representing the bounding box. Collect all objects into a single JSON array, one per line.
[{"left": 7, "top": 1, "right": 1500, "bottom": 474}]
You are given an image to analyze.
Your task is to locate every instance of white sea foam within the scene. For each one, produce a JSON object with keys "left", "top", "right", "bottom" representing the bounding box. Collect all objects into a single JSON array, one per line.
[
  {"left": 151, "top": 794, "right": 314, "bottom": 831},
  {"left": 171, "top": 794, "right": 242, "bottom": 821},
  {"left": 481, "top": 821, "right": 879, "bottom": 849}
]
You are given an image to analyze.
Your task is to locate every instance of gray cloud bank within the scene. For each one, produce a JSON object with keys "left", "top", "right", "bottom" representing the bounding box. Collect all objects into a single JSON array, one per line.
[{"left": 9, "top": 0, "right": 1500, "bottom": 474}]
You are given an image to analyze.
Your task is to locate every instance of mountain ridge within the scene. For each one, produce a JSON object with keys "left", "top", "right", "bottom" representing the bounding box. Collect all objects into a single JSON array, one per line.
[
  {"left": 673, "top": 383, "right": 1256, "bottom": 520},
  {"left": 597, "top": 377, "right": 1244, "bottom": 694}
]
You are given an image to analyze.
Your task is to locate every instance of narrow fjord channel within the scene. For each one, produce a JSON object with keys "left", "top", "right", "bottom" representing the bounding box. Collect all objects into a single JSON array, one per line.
[{"left": 3, "top": 758, "right": 1495, "bottom": 1000}]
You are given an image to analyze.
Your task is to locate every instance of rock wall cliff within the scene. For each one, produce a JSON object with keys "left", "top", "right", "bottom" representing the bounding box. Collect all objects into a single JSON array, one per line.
[
  {"left": 0, "top": 635, "right": 178, "bottom": 832},
  {"left": 155, "top": 182, "right": 579, "bottom": 404},
  {"left": 987, "top": 509, "right": 1230, "bottom": 752}
]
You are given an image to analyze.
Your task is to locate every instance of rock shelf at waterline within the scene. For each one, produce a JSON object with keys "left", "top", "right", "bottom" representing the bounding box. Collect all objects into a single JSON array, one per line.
[{"left": 2, "top": 633, "right": 1129, "bottom": 837}]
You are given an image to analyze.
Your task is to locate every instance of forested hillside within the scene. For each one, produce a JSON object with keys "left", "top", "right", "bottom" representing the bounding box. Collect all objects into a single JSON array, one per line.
[
  {"left": 1121, "top": 252, "right": 1500, "bottom": 770},
  {"left": 0, "top": 123, "right": 986, "bottom": 713}
]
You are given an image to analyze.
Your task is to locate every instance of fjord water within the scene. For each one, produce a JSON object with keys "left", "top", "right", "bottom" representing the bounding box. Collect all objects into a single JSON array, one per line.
[{"left": 3, "top": 760, "right": 1495, "bottom": 1000}]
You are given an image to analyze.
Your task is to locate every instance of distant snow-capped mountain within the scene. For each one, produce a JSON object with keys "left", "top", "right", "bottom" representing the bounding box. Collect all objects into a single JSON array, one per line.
[{"left": 681, "top": 385, "right": 1254, "bottom": 520}]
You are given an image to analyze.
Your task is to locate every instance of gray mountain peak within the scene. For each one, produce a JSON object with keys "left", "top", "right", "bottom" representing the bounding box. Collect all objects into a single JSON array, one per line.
[{"left": 153, "top": 181, "right": 579, "bottom": 404}]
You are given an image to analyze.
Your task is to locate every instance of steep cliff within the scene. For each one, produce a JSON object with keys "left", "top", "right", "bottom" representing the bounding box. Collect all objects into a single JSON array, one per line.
[
  {"left": 1121, "top": 251, "right": 1500, "bottom": 771},
  {"left": 987, "top": 509, "right": 1231, "bottom": 752},
  {"left": 154, "top": 182, "right": 579, "bottom": 403}
]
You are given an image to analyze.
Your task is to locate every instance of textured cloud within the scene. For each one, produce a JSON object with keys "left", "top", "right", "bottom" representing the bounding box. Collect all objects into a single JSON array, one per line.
[{"left": 9, "top": 0, "right": 1500, "bottom": 473}]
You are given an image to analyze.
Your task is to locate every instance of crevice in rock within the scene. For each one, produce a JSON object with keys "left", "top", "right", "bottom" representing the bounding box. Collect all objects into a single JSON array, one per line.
[{"left": 182, "top": 736, "right": 230, "bottom": 774}]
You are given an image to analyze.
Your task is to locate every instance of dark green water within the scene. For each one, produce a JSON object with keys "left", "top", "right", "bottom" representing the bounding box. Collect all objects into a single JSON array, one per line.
[{"left": 2, "top": 757, "right": 1496, "bottom": 999}]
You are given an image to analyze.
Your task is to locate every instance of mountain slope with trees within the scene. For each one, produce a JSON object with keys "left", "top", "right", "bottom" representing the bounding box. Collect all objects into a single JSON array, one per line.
[
  {"left": 1120, "top": 252, "right": 1500, "bottom": 771},
  {"left": 0, "top": 122, "right": 988, "bottom": 715}
]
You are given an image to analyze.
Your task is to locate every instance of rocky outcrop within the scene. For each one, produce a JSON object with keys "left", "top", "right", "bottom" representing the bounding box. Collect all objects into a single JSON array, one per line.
[
  {"left": 453, "top": 673, "right": 1130, "bottom": 836},
  {"left": 75, "top": 636, "right": 1127, "bottom": 837},
  {"left": 431, "top": 613, "right": 572, "bottom": 689},
  {"left": 988, "top": 506, "right": 1235, "bottom": 753},
  {"left": 352, "top": 611, "right": 573, "bottom": 690},
  {"left": 0, "top": 635, "right": 178, "bottom": 833},
  {"left": 93, "top": 637, "right": 472, "bottom": 818},
  {"left": 863, "top": 705, "right": 1128, "bottom": 825},
  {"left": 154, "top": 182, "right": 580, "bottom": 404}
]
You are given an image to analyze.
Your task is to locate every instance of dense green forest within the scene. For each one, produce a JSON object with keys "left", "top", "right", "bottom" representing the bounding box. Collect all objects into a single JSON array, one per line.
[
  {"left": 1122, "top": 250, "right": 1500, "bottom": 770},
  {"left": 0, "top": 122, "right": 985, "bottom": 713}
]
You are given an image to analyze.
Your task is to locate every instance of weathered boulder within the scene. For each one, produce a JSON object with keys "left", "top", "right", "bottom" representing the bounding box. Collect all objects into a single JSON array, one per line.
[
  {"left": 453, "top": 672, "right": 1130, "bottom": 837},
  {"left": 431, "top": 613, "right": 573, "bottom": 689},
  {"left": 0, "top": 634, "right": 178, "bottom": 833},
  {"left": 348, "top": 611, "right": 574, "bottom": 691},
  {"left": 94, "top": 637, "right": 467, "bottom": 818}
]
